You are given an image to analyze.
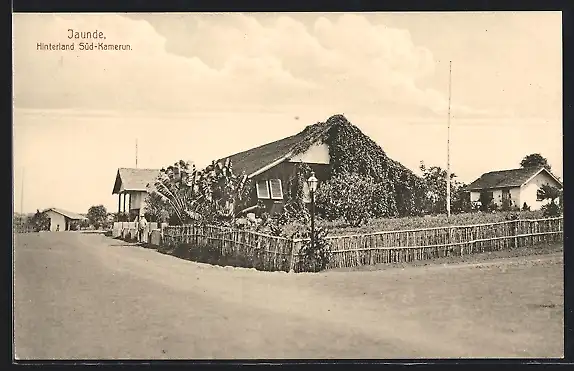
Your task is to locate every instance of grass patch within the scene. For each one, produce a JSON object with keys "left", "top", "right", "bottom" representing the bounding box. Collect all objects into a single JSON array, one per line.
[
  {"left": 274, "top": 210, "right": 548, "bottom": 237},
  {"left": 319, "top": 210, "right": 545, "bottom": 235}
]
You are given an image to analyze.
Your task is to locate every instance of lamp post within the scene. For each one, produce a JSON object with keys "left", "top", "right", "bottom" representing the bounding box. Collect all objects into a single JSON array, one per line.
[{"left": 307, "top": 171, "right": 318, "bottom": 251}]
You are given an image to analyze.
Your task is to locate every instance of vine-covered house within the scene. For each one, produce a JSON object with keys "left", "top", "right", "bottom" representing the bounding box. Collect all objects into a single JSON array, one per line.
[{"left": 220, "top": 114, "right": 426, "bottom": 217}]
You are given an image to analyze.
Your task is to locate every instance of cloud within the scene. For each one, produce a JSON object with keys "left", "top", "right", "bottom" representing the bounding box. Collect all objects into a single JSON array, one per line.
[{"left": 13, "top": 13, "right": 496, "bottom": 117}]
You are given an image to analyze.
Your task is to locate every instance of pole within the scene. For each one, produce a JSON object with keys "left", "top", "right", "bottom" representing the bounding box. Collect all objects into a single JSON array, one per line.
[
  {"left": 310, "top": 190, "right": 315, "bottom": 251},
  {"left": 20, "top": 168, "right": 25, "bottom": 215},
  {"left": 135, "top": 139, "right": 138, "bottom": 168},
  {"left": 446, "top": 60, "right": 452, "bottom": 219}
]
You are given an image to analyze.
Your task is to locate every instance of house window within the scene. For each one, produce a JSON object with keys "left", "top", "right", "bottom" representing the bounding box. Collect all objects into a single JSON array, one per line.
[
  {"left": 257, "top": 179, "right": 284, "bottom": 200},
  {"left": 502, "top": 189, "right": 511, "bottom": 200},
  {"left": 269, "top": 179, "right": 284, "bottom": 200},
  {"left": 536, "top": 191, "right": 544, "bottom": 201},
  {"left": 256, "top": 181, "right": 270, "bottom": 199}
]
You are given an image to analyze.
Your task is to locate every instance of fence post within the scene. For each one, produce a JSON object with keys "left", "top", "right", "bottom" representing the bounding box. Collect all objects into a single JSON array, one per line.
[
  {"left": 445, "top": 224, "right": 452, "bottom": 256},
  {"left": 513, "top": 220, "right": 518, "bottom": 249},
  {"left": 289, "top": 239, "right": 297, "bottom": 273}
]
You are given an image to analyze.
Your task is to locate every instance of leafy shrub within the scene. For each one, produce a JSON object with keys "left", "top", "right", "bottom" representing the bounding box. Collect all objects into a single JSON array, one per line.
[
  {"left": 479, "top": 191, "right": 494, "bottom": 212},
  {"left": 80, "top": 218, "right": 90, "bottom": 229},
  {"left": 537, "top": 184, "right": 563, "bottom": 217},
  {"left": 293, "top": 225, "right": 331, "bottom": 273},
  {"left": 487, "top": 200, "right": 498, "bottom": 212},
  {"left": 505, "top": 212, "right": 520, "bottom": 221},
  {"left": 315, "top": 172, "right": 379, "bottom": 226},
  {"left": 28, "top": 210, "right": 50, "bottom": 232},
  {"left": 541, "top": 202, "right": 561, "bottom": 217},
  {"left": 470, "top": 201, "right": 481, "bottom": 212},
  {"left": 522, "top": 202, "right": 531, "bottom": 211},
  {"left": 501, "top": 198, "right": 512, "bottom": 212}
]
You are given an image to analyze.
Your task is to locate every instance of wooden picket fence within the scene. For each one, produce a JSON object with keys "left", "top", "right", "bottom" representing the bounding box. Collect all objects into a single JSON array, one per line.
[{"left": 159, "top": 217, "right": 563, "bottom": 272}]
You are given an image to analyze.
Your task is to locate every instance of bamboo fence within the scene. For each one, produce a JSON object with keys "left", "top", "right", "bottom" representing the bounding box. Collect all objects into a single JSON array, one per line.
[
  {"left": 152, "top": 217, "right": 563, "bottom": 272},
  {"left": 13, "top": 225, "right": 35, "bottom": 234},
  {"left": 162, "top": 225, "right": 294, "bottom": 272},
  {"left": 291, "top": 217, "right": 564, "bottom": 270}
]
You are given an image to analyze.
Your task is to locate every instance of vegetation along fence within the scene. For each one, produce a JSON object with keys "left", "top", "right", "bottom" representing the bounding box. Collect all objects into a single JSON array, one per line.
[
  {"left": 13, "top": 225, "right": 36, "bottom": 234},
  {"left": 158, "top": 217, "right": 562, "bottom": 272},
  {"left": 161, "top": 225, "right": 294, "bottom": 272}
]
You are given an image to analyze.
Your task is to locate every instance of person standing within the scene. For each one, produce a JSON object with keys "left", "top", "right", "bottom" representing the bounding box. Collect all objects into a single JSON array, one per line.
[{"left": 138, "top": 215, "right": 148, "bottom": 244}]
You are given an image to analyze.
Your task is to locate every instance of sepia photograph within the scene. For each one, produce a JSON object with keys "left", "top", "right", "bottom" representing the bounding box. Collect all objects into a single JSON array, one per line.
[{"left": 13, "top": 11, "right": 563, "bottom": 360}]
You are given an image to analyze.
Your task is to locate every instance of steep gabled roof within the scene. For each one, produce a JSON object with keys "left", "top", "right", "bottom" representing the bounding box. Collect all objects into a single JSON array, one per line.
[
  {"left": 221, "top": 121, "right": 333, "bottom": 177},
  {"left": 224, "top": 135, "right": 304, "bottom": 177},
  {"left": 112, "top": 168, "right": 160, "bottom": 194},
  {"left": 43, "top": 208, "right": 87, "bottom": 220},
  {"left": 466, "top": 166, "right": 562, "bottom": 191}
]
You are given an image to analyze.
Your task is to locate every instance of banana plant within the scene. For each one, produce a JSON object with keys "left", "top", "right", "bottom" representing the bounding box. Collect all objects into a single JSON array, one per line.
[{"left": 149, "top": 158, "right": 253, "bottom": 225}]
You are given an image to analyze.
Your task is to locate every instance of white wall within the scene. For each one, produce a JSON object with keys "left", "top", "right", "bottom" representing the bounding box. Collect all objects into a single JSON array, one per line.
[
  {"left": 509, "top": 187, "right": 521, "bottom": 209},
  {"left": 492, "top": 189, "right": 503, "bottom": 206},
  {"left": 470, "top": 187, "right": 520, "bottom": 208},
  {"left": 519, "top": 171, "right": 561, "bottom": 211},
  {"left": 129, "top": 191, "right": 141, "bottom": 210},
  {"left": 128, "top": 191, "right": 149, "bottom": 216},
  {"left": 470, "top": 191, "right": 480, "bottom": 202},
  {"left": 288, "top": 142, "right": 330, "bottom": 164},
  {"left": 45, "top": 210, "right": 66, "bottom": 231}
]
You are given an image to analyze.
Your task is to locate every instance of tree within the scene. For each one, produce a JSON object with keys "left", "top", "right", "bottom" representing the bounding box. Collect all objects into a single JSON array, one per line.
[
  {"left": 419, "top": 161, "right": 467, "bottom": 215},
  {"left": 110, "top": 211, "right": 129, "bottom": 222},
  {"left": 87, "top": 205, "right": 108, "bottom": 229},
  {"left": 144, "top": 192, "right": 171, "bottom": 223},
  {"left": 537, "top": 184, "right": 563, "bottom": 217},
  {"left": 520, "top": 153, "right": 551, "bottom": 170},
  {"left": 28, "top": 210, "right": 50, "bottom": 232},
  {"left": 79, "top": 218, "right": 90, "bottom": 230},
  {"left": 149, "top": 159, "right": 252, "bottom": 226}
]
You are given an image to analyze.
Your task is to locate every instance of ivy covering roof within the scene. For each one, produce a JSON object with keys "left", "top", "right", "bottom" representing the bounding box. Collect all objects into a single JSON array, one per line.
[{"left": 223, "top": 114, "right": 426, "bottom": 216}]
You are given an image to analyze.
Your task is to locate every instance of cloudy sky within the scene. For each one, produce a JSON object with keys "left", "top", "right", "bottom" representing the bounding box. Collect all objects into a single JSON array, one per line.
[{"left": 13, "top": 12, "right": 562, "bottom": 214}]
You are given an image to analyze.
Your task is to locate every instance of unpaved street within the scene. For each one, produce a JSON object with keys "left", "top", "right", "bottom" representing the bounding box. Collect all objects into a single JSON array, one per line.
[{"left": 14, "top": 232, "right": 563, "bottom": 360}]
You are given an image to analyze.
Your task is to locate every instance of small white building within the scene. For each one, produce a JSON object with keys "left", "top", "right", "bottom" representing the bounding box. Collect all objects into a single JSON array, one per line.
[
  {"left": 43, "top": 208, "right": 87, "bottom": 232},
  {"left": 466, "top": 166, "right": 562, "bottom": 211},
  {"left": 112, "top": 168, "right": 160, "bottom": 218}
]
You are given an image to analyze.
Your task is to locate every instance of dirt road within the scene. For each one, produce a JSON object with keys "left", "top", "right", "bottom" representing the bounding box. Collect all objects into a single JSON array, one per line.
[{"left": 13, "top": 232, "right": 563, "bottom": 360}]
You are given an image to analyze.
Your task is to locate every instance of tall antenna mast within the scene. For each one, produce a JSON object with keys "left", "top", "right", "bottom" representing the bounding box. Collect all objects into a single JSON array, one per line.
[
  {"left": 446, "top": 61, "right": 452, "bottom": 218},
  {"left": 21, "top": 168, "right": 24, "bottom": 214},
  {"left": 135, "top": 139, "right": 138, "bottom": 168}
]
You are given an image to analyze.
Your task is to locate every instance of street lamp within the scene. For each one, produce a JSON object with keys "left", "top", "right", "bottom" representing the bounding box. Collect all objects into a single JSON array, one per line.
[{"left": 307, "top": 172, "right": 318, "bottom": 252}]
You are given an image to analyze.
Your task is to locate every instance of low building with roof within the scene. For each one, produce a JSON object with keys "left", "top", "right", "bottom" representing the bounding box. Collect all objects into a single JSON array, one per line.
[
  {"left": 465, "top": 166, "right": 562, "bottom": 210},
  {"left": 112, "top": 168, "right": 160, "bottom": 218},
  {"left": 43, "top": 207, "right": 87, "bottom": 232}
]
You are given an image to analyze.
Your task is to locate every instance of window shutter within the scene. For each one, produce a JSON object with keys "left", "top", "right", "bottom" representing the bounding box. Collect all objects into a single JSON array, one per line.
[
  {"left": 269, "top": 179, "right": 284, "bottom": 200},
  {"left": 256, "top": 180, "right": 270, "bottom": 199}
]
